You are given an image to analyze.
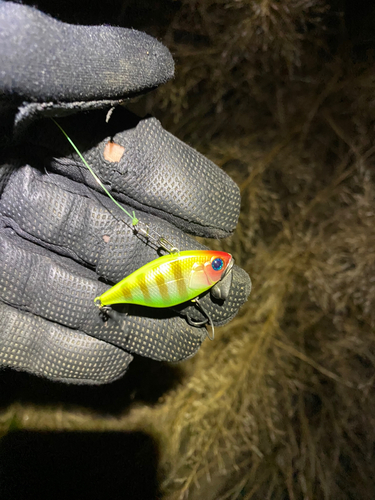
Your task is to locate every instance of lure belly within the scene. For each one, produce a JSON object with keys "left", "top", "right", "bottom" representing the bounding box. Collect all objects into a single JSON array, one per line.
[{"left": 95, "top": 250, "right": 233, "bottom": 308}]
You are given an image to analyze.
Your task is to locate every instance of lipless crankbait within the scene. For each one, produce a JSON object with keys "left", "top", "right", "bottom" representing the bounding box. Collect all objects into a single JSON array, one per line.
[
  {"left": 94, "top": 250, "right": 233, "bottom": 308},
  {"left": 53, "top": 120, "right": 233, "bottom": 337}
]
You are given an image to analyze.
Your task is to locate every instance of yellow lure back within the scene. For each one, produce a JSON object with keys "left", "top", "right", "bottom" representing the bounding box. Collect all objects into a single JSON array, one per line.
[{"left": 95, "top": 250, "right": 232, "bottom": 308}]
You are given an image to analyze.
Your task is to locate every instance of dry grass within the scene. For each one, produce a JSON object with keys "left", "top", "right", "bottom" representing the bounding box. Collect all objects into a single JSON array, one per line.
[{"left": 2, "top": 0, "right": 375, "bottom": 498}]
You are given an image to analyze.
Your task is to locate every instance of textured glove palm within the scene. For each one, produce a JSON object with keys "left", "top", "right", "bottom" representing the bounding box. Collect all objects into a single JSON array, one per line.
[{"left": 0, "top": 2, "right": 251, "bottom": 384}]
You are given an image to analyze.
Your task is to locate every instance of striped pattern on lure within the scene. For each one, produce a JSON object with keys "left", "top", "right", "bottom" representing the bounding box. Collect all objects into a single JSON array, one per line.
[{"left": 95, "top": 250, "right": 233, "bottom": 308}]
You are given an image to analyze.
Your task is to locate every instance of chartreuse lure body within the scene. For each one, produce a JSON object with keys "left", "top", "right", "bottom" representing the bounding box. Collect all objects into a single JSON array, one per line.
[{"left": 95, "top": 250, "right": 232, "bottom": 308}]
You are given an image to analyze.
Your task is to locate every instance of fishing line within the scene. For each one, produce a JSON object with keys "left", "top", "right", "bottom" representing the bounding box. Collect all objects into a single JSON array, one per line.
[
  {"left": 51, "top": 118, "right": 179, "bottom": 254},
  {"left": 52, "top": 118, "right": 139, "bottom": 227}
]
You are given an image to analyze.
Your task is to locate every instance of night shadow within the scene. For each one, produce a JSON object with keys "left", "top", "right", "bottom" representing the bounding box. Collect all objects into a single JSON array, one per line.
[
  {"left": 0, "top": 430, "right": 160, "bottom": 500},
  {"left": 0, "top": 354, "right": 185, "bottom": 415}
]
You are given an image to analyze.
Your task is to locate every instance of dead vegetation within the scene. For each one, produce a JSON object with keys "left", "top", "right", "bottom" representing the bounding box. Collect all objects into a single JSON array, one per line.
[{"left": 2, "top": 0, "right": 375, "bottom": 498}]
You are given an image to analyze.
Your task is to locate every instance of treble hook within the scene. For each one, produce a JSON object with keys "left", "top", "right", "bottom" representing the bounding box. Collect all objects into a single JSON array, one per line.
[
  {"left": 134, "top": 220, "right": 180, "bottom": 254},
  {"left": 186, "top": 297, "right": 215, "bottom": 341}
]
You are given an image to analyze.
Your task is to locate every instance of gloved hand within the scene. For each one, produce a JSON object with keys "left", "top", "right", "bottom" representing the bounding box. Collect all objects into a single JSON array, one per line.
[{"left": 0, "top": 2, "right": 251, "bottom": 384}]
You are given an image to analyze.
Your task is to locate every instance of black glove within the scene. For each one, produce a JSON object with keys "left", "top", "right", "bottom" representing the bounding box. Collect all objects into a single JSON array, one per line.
[{"left": 0, "top": 2, "right": 251, "bottom": 384}]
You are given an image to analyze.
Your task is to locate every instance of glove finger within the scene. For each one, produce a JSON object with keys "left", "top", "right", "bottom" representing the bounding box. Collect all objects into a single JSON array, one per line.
[
  {"left": 0, "top": 302, "right": 133, "bottom": 385},
  {"left": 0, "top": 227, "right": 204, "bottom": 362},
  {"left": 27, "top": 110, "right": 240, "bottom": 238},
  {"left": 0, "top": 2, "right": 174, "bottom": 103},
  {"left": 0, "top": 166, "right": 251, "bottom": 326}
]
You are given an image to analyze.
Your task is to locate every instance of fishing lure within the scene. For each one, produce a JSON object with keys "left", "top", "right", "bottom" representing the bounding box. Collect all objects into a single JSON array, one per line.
[
  {"left": 53, "top": 119, "right": 233, "bottom": 335},
  {"left": 94, "top": 250, "right": 233, "bottom": 308}
]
